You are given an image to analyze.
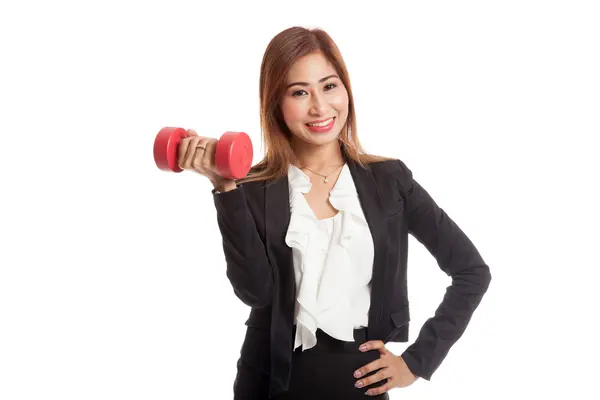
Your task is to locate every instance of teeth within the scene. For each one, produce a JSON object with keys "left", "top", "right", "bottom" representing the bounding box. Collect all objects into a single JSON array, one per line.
[{"left": 307, "top": 117, "right": 334, "bottom": 127}]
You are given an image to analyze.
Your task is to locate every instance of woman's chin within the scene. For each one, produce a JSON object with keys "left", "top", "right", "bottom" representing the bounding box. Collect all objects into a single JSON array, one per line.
[{"left": 303, "top": 133, "right": 339, "bottom": 147}]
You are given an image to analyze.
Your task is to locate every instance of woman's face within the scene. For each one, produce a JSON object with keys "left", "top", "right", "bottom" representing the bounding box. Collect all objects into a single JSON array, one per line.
[{"left": 280, "top": 51, "right": 349, "bottom": 148}]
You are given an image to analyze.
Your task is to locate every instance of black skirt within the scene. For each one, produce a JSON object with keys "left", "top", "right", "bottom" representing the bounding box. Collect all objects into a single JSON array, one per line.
[{"left": 233, "top": 326, "right": 390, "bottom": 399}]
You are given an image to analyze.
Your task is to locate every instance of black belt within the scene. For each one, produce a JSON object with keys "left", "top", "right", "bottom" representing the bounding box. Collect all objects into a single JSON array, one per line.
[{"left": 291, "top": 325, "right": 369, "bottom": 355}]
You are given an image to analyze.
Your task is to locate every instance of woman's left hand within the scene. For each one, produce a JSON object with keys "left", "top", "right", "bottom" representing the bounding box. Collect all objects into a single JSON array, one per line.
[{"left": 353, "top": 340, "right": 418, "bottom": 396}]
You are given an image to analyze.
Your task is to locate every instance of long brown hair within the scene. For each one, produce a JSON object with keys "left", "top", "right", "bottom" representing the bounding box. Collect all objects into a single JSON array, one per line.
[{"left": 237, "top": 26, "right": 393, "bottom": 185}]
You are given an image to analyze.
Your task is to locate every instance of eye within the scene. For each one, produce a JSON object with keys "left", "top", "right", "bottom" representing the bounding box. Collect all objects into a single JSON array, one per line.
[{"left": 291, "top": 83, "right": 337, "bottom": 97}]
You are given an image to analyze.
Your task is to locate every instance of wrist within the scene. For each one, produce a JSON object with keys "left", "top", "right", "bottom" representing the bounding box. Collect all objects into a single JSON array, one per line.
[{"left": 211, "top": 178, "right": 237, "bottom": 192}]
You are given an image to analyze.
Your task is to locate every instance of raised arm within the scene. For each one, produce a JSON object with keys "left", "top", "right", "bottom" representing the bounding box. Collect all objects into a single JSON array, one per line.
[
  {"left": 212, "top": 184, "right": 274, "bottom": 309},
  {"left": 174, "top": 128, "right": 274, "bottom": 309}
]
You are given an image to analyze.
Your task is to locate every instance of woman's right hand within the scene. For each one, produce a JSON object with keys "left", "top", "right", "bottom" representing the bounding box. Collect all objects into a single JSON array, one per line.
[{"left": 177, "top": 129, "right": 238, "bottom": 191}]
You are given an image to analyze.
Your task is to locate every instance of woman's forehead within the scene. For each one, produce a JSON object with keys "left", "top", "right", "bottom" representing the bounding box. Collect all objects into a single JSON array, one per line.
[{"left": 287, "top": 53, "right": 337, "bottom": 82}]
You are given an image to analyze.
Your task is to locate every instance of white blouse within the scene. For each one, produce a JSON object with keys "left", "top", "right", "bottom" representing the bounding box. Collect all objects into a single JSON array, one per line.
[{"left": 285, "top": 163, "right": 375, "bottom": 352}]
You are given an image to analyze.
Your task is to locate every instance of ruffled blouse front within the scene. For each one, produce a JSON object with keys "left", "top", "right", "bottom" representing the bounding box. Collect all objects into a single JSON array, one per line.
[{"left": 285, "top": 163, "right": 375, "bottom": 352}]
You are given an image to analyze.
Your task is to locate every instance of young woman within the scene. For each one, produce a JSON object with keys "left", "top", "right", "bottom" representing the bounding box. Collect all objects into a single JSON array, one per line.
[{"left": 177, "top": 26, "right": 491, "bottom": 400}]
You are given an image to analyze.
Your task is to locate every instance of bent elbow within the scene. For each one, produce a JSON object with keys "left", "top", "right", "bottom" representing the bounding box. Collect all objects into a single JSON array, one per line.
[{"left": 480, "top": 264, "right": 492, "bottom": 290}]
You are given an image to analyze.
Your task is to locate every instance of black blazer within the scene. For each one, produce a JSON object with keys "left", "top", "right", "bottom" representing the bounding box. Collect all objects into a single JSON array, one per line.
[{"left": 212, "top": 153, "right": 491, "bottom": 398}]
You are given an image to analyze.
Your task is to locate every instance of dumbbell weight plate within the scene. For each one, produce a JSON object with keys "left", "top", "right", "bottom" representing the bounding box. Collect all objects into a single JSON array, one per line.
[
  {"left": 153, "top": 127, "right": 187, "bottom": 173},
  {"left": 215, "top": 131, "right": 253, "bottom": 179}
]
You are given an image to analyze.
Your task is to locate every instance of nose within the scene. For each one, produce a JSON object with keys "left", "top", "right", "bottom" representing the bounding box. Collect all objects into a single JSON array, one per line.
[{"left": 309, "top": 92, "right": 327, "bottom": 115}]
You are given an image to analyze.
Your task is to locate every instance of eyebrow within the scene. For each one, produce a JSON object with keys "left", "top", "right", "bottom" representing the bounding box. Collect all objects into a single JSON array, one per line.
[{"left": 285, "top": 74, "right": 339, "bottom": 90}]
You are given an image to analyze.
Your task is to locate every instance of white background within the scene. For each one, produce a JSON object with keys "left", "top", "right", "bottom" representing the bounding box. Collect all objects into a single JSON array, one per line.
[{"left": 1, "top": 0, "right": 599, "bottom": 398}]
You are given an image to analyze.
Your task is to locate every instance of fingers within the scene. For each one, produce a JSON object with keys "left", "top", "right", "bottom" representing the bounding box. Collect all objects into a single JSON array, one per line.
[
  {"left": 354, "top": 357, "right": 384, "bottom": 379},
  {"left": 355, "top": 366, "right": 392, "bottom": 392},
  {"left": 201, "top": 140, "right": 217, "bottom": 171},
  {"left": 187, "top": 140, "right": 202, "bottom": 170},
  {"left": 364, "top": 378, "right": 394, "bottom": 396},
  {"left": 177, "top": 130, "right": 219, "bottom": 179},
  {"left": 177, "top": 130, "right": 200, "bottom": 169},
  {"left": 359, "top": 340, "right": 386, "bottom": 353},
  {"left": 192, "top": 138, "right": 213, "bottom": 173},
  {"left": 178, "top": 136, "right": 195, "bottom": 170},
  {"left": 177, "top": 134, "right": 203, "bottom": 170},
  {"left": 355, "top": 366, "right": 390, "bottom": 386}
]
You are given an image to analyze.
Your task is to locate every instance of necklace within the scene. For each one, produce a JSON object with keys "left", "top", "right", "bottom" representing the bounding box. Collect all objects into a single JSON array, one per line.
[{"left": 302, "top": 164, "right": 343, "bottom": 183}]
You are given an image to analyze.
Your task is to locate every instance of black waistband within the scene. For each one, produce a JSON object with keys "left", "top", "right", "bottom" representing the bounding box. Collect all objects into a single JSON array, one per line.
[{"left": 291, "top": 325, "right": 369, "bottom": 355}]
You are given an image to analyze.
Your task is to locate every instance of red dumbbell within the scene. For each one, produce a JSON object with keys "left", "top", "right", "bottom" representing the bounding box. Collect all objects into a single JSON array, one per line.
[{"left": 153, "top": 127, "right": 253, "bottom": 180}]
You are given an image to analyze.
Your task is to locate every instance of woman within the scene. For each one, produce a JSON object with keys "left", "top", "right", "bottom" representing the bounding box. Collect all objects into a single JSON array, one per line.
[{"left": 177, "top": 26, "right": 491, "bottom": 399}]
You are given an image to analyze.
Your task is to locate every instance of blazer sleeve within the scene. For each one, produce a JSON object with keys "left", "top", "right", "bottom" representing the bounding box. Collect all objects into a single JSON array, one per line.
[
  {"left": 212, "top": 185, "right": 274, "bottom": 309},
  {"left": 396, "top": 159, "right": 492, "bottom": 380}
]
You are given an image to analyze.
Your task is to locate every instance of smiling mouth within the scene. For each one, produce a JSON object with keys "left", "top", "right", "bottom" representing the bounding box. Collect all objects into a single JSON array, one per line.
[{"left": 306, "top": 117, "right": 335, "bottom": 127}]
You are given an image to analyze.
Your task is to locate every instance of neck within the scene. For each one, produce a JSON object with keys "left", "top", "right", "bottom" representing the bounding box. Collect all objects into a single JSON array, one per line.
[{"left": 291, "top": 138, "right": 345, "bottom": 172}]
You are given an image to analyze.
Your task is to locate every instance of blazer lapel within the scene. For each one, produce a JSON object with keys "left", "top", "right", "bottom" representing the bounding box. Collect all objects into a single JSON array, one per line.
[{"left": 346, "top": 157, "right": 387, "bottom": 340}]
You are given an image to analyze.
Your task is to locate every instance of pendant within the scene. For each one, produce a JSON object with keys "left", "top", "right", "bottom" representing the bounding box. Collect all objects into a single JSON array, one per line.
[{"left": 324, "top": 177, "right": 328, "bottom": 183}]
